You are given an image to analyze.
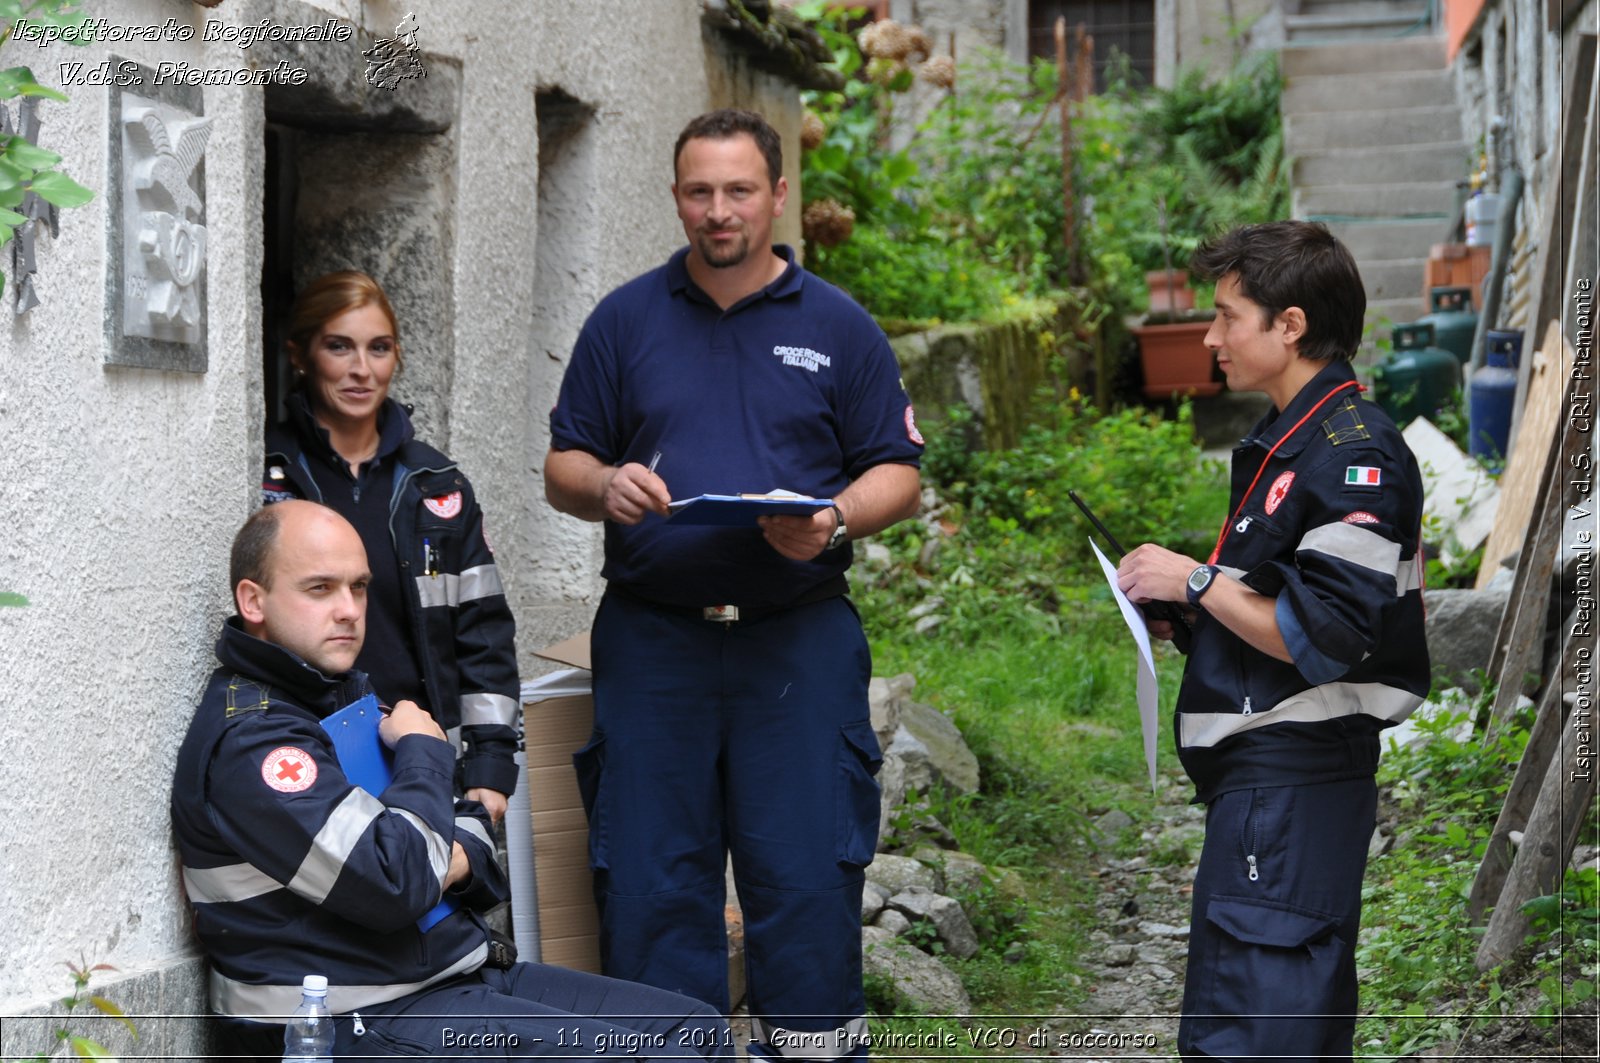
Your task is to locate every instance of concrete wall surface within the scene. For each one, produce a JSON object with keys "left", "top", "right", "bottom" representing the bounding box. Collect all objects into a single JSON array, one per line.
[{"left": 0, "top": 0, "right": 795, "bottom": 1032}]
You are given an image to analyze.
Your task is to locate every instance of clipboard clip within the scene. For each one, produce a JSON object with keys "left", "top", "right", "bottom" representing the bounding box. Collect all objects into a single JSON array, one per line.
[{"left": 1068, "top": 489, "right": 1194, "bottom": 655}]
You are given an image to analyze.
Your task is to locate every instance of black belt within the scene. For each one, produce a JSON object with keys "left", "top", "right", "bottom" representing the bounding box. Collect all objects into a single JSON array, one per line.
[{"left": 606, "top": 574, "right": 850, "bottom": 625}]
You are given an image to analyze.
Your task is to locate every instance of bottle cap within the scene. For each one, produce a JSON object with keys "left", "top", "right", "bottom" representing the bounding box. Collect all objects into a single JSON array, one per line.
[{"left": 302, "top": 975, "right": 329, "bottom": 994}]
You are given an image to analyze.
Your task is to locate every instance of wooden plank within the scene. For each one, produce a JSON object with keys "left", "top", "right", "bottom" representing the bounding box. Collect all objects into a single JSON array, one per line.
[
  {"left": 1467, "top": 654, "right": 1573, "bottom": 925},
  {"left": 1483, "top": 452, "right": 1563, "bottom": 732},
  {"left": 1476, "top": 324, "right": 1572, "bottom": 586},
  {"left": 1525, "top": 33, "right": 1595, "bottom": 391},
  {"left": 1476, "top": 693, "right": 1600, "bottom": 970}
]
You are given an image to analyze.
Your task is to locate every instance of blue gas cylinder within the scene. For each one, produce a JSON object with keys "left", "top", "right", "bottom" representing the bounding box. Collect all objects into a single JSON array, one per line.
[{"left": 1469, "top": 329, "right": 1521, "bottom": 469}]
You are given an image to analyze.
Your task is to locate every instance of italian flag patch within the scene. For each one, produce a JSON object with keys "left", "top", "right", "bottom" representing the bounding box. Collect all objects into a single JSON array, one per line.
[{"left": 1345, "top": 466, "right": 1382, "bottom": 487}]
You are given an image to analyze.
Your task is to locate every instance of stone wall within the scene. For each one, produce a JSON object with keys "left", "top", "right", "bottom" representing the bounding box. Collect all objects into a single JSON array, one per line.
[
  {"left": 890, "top": 297, "right": 1090, "bottom": 451},
  {"left": 0, "top": 0, "right": 801, "bottom": 1035}
]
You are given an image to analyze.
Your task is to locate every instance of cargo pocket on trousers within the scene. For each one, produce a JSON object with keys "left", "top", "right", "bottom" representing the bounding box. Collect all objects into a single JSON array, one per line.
[
  {"left": 572, "top": 731, "right": 609, "bottom": 871},
  {"left": 836, "top": 720, "right": 883, "bottom": 868},
  {"left": 1195, "top": 896, "right": 1344, "bottom": 1036}
]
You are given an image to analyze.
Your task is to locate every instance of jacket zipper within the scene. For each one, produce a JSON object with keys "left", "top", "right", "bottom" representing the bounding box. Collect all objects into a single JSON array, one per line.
[{"left": 1241, "top": 790, "right": 1261, "bottom": 882}]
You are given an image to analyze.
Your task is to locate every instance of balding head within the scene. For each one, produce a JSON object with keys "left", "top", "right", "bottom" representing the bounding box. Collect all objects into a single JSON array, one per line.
[{"left": 232, "top": 501, "right": 371, "bottom": 675}]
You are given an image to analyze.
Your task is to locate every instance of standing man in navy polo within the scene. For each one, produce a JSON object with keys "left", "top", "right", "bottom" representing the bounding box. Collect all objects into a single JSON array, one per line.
[{"left": 544, "top": 108, "right": 923, "bottom": 1060}]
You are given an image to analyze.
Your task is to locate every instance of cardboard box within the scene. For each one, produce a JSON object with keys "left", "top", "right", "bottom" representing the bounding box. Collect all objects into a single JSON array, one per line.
[
  {"left": 521, "top": 630, "right": 747, "bottom": 1003},
  {"left": 522, "top": 633, "right": 601, "bottom": 973},
  {"left": 1425, "top": 243, "right": 1492, "bottom": 308}
]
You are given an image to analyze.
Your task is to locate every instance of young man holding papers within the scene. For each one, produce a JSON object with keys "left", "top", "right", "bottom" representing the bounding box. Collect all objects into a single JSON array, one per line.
[{"left": 1116, "top": 222, "right": 1430, "bottom": 1062}]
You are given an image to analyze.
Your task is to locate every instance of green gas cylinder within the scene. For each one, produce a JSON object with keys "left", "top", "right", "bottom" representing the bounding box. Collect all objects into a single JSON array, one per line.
[
  {"left": 1416, "top": 286, "right": 1478, "bottom": 365},
  {"left": 1373, "top": 322, "right": 1461, "bottom": 424}
]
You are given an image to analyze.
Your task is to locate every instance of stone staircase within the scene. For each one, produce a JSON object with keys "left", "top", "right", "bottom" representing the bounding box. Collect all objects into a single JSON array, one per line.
[{"left": 1281, "top": 0, "right": 1469, "bottom": 332}]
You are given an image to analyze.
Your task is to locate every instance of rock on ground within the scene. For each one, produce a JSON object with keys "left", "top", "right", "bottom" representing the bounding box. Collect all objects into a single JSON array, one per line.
[
  {"left": 861, "top": 926, "right": 972, "bottom": 1016},
  {"left": 887, "top": 886, "right": 981, "bottom": 959}
]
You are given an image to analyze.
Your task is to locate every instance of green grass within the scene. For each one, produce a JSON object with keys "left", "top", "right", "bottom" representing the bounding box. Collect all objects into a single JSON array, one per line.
[{"left": 851, "top": 394, "right": 1223, "bottom": 1027}]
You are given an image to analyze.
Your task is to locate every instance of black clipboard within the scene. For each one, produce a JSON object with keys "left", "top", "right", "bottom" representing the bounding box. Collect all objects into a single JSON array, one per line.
[{"left": 1068, "top": 490, "right": 1194, "bottom": 654}]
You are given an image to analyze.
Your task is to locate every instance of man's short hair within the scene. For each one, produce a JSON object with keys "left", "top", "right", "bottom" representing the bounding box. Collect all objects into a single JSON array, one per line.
[
  {"left": 230, "top": 506, "right": 286, "bottom": 592},
  {"left": 673, "top": 108, "right": 783, "bottom": 188},
  {"left": 1190, "top": 221, "right": 1366, "bottom": 363}
]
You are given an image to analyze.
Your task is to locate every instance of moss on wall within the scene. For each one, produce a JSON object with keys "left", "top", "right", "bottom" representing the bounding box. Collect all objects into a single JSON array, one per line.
[{"left": 891, "top": 295, "right": 1091, "bottom": 451}]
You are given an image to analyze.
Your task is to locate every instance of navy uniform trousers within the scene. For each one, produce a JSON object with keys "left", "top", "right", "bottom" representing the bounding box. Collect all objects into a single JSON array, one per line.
[
  {"left": 1178, "top": 777, "right": 1378, "bottom": 1062},
  {"left": 584, "top": 590, "right": 880, "bottom": 1060},
  {"left": 215, "top": 964, "right": 731, "bottom": 1060}
]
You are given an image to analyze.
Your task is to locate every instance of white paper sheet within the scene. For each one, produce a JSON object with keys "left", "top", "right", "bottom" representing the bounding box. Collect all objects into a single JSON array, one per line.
[{"left": 1090, "top": 538, "right": 1160, "bottom": 792}]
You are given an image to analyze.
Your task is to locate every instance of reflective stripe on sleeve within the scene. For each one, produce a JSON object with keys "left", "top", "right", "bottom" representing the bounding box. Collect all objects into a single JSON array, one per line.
[
  {"left": 750, "top": 1017, "right": 871, "bottom": 1059},
  {"left": 1298, "top": 522, "right": 1401, "bottom": 580},
  {"left": 457, "top": 564, "right": 504, "bottom": 603},
  {"left": 209, "top": 942, "right": 488, "bottom": 1021},
  {"left": 1396, "top": 553, "right": 1424, "bottom": 595},
  {"left": 415, "top": 573, "right": 456, "bottom": 609},
  {"left": 286, "top": 789, "right": 385, "bottom": 904},
  {"left": 1178, "top": 681, "right": 1422, "bottom": 749},
  {"left": 459, "top": 692, "right": 518, "bottom": 728},
  {"left": 182, "top": 862, "right": 283, "bottom": 905},
  {"left": 455, "top": 815, "right": 494, "bottom": 852},
  {"left": 393, "top": 807, "right": 452, "bottom": 887},
  {"left": 413, "top": 564, "right": 504, "bottom": 610}
]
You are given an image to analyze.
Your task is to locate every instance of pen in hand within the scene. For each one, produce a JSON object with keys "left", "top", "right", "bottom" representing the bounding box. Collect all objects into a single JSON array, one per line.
[{"left": 646, "top": 450, "right": 662, "bottom": 476}]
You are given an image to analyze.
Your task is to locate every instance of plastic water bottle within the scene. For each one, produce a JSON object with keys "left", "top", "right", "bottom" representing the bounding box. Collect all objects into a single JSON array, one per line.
[{"left": 283, "top": 975, "right": 334, "bottom": 1062}]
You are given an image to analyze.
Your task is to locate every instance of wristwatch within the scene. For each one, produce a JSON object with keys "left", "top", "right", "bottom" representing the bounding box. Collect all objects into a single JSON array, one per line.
[
  {"left": 826, "top": 505, "right": 849, "bottom": 551},
  {"left": 1186, "top": 564, "right": 1220, "bottom": 608}
]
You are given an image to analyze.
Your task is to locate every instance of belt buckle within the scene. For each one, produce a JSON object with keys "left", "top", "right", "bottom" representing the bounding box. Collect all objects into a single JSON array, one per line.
[{"left": 702, "top": 604, "right": 739, "bottom": 623}]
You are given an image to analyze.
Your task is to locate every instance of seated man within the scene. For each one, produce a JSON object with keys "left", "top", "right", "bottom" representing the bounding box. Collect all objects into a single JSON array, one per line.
[{"left": 173, "top": 500, "right": 731, "bottom": 1060}]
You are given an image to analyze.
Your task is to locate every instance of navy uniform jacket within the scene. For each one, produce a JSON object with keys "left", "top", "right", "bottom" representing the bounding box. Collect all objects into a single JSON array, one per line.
[
  {"left": 171, "top": 620, "right": 506, "bottom": 1020},
  {"left": 1177, "top": 361, "right": 1431, "bottom": 803},
  {"left": 265, "top": 396, "right": 521, "bottom": 796}
]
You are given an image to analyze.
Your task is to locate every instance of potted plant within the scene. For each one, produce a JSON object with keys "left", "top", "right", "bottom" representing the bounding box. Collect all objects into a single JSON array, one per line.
[{"left": 1132, "top": 198, "right": 1219, "bottom": 398}]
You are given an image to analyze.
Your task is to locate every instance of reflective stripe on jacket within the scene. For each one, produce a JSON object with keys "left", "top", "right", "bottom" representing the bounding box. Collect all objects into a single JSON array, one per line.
[
  {"left": 1176, "top": 361, "right": 1431, "bottom": 803},
  {"left": 171, "top": 620, "right": 508, "bottom": 1018},
  {"left": 264, "top": 398, "right": 521, "bottom": 795}
]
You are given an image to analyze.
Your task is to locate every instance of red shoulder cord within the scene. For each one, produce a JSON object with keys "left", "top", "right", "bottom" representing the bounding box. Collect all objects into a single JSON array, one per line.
[{"left": 1207, "top": 380, "right": 1362, "bottom": 565}]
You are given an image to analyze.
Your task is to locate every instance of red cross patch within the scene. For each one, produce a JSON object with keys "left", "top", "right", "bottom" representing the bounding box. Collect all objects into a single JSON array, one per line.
[
  {"left": 905, "top": 405, "right": 924, "bottom": 446},
  {"left": 424, "top": 491, "right": 462, "bottom": 519},
  {"left": 1264, "top": 471, "right": 1295, "bottom": 515},
  {"left": 262, "top": 747, "right": 318, "bottom": 793}
]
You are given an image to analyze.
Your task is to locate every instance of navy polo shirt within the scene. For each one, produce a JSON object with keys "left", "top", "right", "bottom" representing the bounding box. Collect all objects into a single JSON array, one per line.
[{"left": 550, "top": 245, "right": 923, "bottom": 609}]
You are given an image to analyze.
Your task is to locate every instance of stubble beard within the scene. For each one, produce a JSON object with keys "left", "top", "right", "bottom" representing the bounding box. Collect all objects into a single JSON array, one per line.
[{"left": 696, "top": 228, "right": 749, "bottom": 269}]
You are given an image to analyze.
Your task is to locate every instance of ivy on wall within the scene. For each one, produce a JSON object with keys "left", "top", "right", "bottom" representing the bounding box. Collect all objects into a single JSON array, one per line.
[{"left": 0, "top": 0, "right": 95, "bottom": 304}]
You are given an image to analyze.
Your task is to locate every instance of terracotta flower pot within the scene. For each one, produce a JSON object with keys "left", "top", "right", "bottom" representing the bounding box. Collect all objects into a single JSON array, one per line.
[
  {"left": 1133, "top": 320, "right": 1221, "bottom": 399},
  {"left": 1144, "top": 270, "right": 1195, "bottom": 313}
]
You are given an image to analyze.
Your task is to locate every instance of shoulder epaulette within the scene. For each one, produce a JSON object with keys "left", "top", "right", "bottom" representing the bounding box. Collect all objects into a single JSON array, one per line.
[
  {"left": 224, "top": 676, "right": 273, "bottom": 717},
  {"left": 1322, "top": 397, "right": 1372, "bottom": 447}
]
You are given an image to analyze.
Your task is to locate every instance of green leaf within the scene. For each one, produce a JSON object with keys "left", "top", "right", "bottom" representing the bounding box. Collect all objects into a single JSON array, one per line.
[
  {"left": 0, "top": 591, "right": 25, "bottom": 607},
  {"left": 29, "top": 169, "right": 93, "bottom": 208},
  {"left": 0, "top": 65, "right": 66, "bottom": 102},
  {"left": 89, "top": 995, "right": 138, "bottom": 1038},
  {"left": 880, "top": 153, "right": 918, "bottom": 187},
  {"left": 2, "top": 138, "right": 62, "bottom": 170},
  {"left": 68, "top": 1036, "right": 113, "bottom": 1060},
  {"left": 0, "top": 2, "right": 24, "bottom": 23},
  {"left": 0, "top": 205, "right": 24, "bottom": 224}
]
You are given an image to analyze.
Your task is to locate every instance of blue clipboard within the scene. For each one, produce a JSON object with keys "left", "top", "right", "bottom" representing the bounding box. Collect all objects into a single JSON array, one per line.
[
  {"left": 666, "top": 494, "right": 834, "bottom": 526},
  {"left": 320, "top": 692, "right": 457, "bottom": 932}
]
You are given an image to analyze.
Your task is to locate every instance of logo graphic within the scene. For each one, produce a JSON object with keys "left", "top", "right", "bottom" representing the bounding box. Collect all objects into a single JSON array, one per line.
[
  {"left": 1343, "top": 511, "right": 1380, "bottom": 525},
  {"left": 262, "top": 747, "right": 317, "bottom": 793},
  {"left": 364, "top": 13, "right": 426, "bottom": 91},
  {"left": 773, "top": 344, "right": 831, "bottom": 373},
  {"left": 1344, "top": 466, "right": 1382, "bottom": 487},
  {"left": 905, "top": 405, "right": 924, "bottom": 446},
  {"left": 424, "top": 491, "right": 463, "bottom": 519},
  {"left": 1264, "top": 471, "right": 1294, "bottom": 515}
]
